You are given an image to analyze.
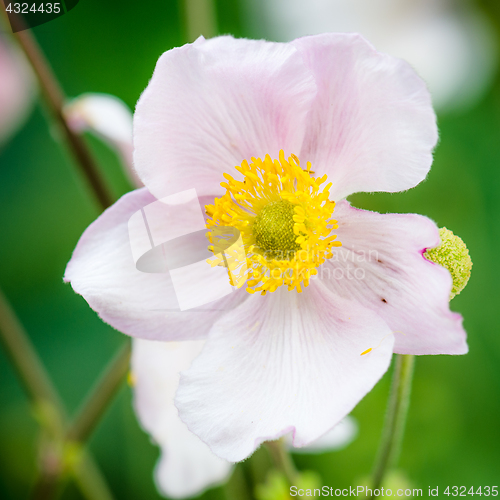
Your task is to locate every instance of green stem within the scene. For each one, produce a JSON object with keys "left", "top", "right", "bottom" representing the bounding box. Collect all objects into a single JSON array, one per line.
[
  {"left": 31, "top": 474, "right": 64, "bottom": 500},
  {"left": 183, "top": 0, "right": 217, "bottom": 42},
  {"left": 0, "top": 288, "right": 64, "bottom": 414},
  {"left": 370, "top": 354, "right": 415, "bottom": 494},
  {"left": 0, "top": 288, "right": 115, "bottom": 500},
  {"left": 31, "top": 449, "right": 115, "bottom": 500},
  {"left": 72, "top": 450, "right": 115, "bottom": 500},
  {"left": 265, "top": 439, "right": 299, "bottom": 485},
  {"left": 66, "top": 342, "right": 131, "bottom": 443},
  {"left": 0, "top": 8, "right": 130, "bottom": 500},
  {"left": 223, "top": 464, "right": 252, "bottom": 500},
  {"left": 0, "top": 4, "right": 113, "bottom": 210}
]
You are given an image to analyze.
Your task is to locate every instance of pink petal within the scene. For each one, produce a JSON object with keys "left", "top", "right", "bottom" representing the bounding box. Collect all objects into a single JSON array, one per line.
[
  {"left": 0, "top": 37, "right": 35, "bottom": 145},
  {"left": 133, "top": 36, "right": 317, "bottom": 200},
  {"left": 320, "top": 200, "right": 467, "bottom": 355},
  {"left": 64, "top": 188, "right": 248, "bottom": 341},
  {"left": 292, "top": 33, "right": 438, "bottom": 200},
  {"left": 175, "top": 282, "right": 393, "bottom": 462},
  {"left": 132, "top": 339, "right": 233, "bottom": 498}
]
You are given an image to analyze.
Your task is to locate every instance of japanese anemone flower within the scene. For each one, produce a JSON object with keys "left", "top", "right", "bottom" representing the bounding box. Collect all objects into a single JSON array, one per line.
[
  {"left": 65, "top": 33, "right": 467, "bottom": 463},
  {"left": 64, "top": 93, "right": 357, "bottom": 498},
  {"left": 64, "top": 92, "right": 358, "bottom": 497}
]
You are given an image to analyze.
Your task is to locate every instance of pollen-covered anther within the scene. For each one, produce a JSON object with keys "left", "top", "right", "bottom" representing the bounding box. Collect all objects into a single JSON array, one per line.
[{"left": 206, "top": 150, "right": 341, "bottom": 294}]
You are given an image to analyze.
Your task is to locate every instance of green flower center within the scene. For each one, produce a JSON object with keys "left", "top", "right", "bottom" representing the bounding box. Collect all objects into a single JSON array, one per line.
[{"left": 253, "top": 200, "right": 300, "bottom": 258}]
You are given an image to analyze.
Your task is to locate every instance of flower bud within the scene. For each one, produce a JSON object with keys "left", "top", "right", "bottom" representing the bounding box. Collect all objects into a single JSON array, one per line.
[{"left": 424, "top": 227, "right": 472, "bottom": 300}]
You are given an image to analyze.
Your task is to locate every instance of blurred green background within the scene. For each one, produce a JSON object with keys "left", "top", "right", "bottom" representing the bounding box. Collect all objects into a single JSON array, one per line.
[{"left": 1, "top": 0, "right": 499, "bottom": 498}]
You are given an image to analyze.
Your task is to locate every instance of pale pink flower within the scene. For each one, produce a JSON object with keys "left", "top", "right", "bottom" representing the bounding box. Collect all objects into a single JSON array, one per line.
[
  {"left": 65, "top": 34, "right": 467, "bottom": 463},
  {"left": 132, "top": 339, "right": 357, "bottom": 498},
  {"left": 0, "top": 36, "right": 35, "bottom": 145}
]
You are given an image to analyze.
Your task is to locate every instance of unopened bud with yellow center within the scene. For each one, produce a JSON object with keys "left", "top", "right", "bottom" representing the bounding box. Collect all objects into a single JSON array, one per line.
[{"left": 424, "top": 227, "right": 472, "bottom": 300}]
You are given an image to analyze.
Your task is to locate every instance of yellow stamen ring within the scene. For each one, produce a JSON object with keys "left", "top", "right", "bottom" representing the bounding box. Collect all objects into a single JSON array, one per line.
[{"left": 206, "top": 150, "right": 342, "bottom": 294}]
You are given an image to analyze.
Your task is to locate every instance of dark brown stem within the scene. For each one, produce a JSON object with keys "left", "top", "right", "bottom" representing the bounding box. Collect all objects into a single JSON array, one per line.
[{"left": 0, "top": 4, "right": 113, "bottom": 210}]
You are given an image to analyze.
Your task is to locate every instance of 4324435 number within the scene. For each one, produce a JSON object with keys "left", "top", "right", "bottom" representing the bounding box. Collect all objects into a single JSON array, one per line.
[
  {"left": 5, "top": 3, "right": 61, "bottom": 14},
  {"left": 444, "top": 486, "right": 499, "bottom": 497}
]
